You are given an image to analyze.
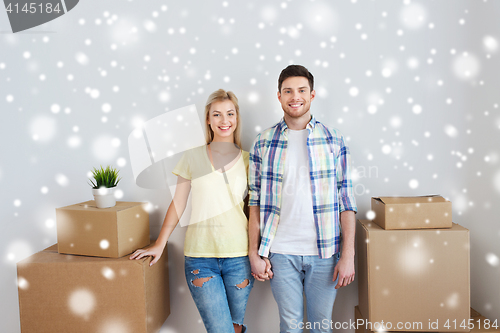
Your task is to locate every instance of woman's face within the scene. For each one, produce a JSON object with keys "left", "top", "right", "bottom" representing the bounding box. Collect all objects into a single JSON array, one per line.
[{"left": 207, "top": 100, "right": 237, "bottom": 142}]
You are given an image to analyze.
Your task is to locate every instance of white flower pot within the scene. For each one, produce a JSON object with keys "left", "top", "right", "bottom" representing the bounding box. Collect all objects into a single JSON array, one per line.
[{"left": 92, "top": 187, "right": 116, "bottom": 208}]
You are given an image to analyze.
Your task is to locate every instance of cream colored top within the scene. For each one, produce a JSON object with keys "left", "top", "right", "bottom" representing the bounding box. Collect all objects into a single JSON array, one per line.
[{"left": 172, "top": 145, "right": 249, "bottom": 257}]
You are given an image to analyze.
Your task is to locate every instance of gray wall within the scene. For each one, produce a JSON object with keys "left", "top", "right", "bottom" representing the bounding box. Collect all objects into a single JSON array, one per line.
[{"left": 1, "top": 0, "right": 499, "bottom": 332}]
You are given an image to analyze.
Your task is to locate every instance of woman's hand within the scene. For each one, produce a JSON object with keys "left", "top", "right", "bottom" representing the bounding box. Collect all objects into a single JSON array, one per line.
[
  {"left": 129, "top": 243, "right": 165, "bottom": 266},
  {"left": 128, "top": 176, "right": 189, "bottom": 267},
  {"left": 250, "top": 255, "right": 273, "bottom": 281}
]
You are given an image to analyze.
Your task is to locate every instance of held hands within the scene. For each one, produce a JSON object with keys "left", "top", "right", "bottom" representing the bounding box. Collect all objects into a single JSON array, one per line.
[
  {"left": 333, "top": 255, "right": 355, "bottom": 289},
  {"left": 129, "top": 243, "right": 164, "bottom": 266},
  {"left": 250, "top": 255, "right": 273, "bottom": 281}
]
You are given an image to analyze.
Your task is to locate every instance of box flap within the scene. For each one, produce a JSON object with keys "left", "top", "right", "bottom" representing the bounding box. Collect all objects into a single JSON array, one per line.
[
  {"left": 358, "top": 219, "right": 386, "bottom": 232},
  {"left": 57, "top": 201, "right": 146, "bottom": 212},
  {"left": 43, "top": 244, "right": 59, "bottom": 252},
  {"left": 375, "top": 195, "right": 447, "bottom": 204},
  {"left": 358, "top": 219, "right": 467, "bottom": 233},
  {"left": 471, "top": 307, "right": 481, "bottom": 318}
]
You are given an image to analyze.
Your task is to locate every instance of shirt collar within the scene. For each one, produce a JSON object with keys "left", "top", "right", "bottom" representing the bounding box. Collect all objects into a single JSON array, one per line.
[{"left": 279, "top": 114, "right": 317, "bottom": 135}]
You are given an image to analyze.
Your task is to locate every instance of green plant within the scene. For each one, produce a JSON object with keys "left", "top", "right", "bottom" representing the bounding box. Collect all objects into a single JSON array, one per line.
[{"left": 88, "top": 165, "right": 121, "bottom": 189}]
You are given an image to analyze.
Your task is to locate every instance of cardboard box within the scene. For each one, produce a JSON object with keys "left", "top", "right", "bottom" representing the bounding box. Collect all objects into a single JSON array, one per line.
[
  {"left": 357, "top": 219, "right": 470, "bottom": 331},
  {"left": 17, "top": 242, "right": 169, "bottom": 333},
  {"left": 355, "top": 306, "right": 500, "bottom": 333},
  {"left": 371, "top": 195, "right": 452, "bottom": 230},
  {"left": 56, "top": 201, "right": 150, "bottom": 258}
]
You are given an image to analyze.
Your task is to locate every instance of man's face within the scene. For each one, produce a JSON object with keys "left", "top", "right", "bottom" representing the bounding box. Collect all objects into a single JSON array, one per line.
[{"left": 278, "top": 76, "right": 316, "bottom": 119}]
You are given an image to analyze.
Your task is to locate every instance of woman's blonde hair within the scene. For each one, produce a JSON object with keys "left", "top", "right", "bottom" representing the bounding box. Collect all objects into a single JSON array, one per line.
[{"left": 204, "top": 89, "right": 242, "bottom": 148}]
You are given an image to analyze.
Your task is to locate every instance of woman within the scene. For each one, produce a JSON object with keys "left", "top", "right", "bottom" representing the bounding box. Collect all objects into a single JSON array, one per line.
[{"left": 130, "top": 89, "right": 253, "bottom": 333}]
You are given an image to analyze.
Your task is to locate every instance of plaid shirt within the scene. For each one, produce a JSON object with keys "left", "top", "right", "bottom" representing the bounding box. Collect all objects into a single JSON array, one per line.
[{"left": 248, "top": 115, "right": 357, "bottom": 259}]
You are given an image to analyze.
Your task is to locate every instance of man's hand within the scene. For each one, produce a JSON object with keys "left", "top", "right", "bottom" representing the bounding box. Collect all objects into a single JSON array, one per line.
[
  {"left": 335, "top": 210, "right": 356, "bottom": 289},
  {"left": 333, "top": 255, "right": 355, "bottom": 289},
  {"left": 250, "top": 255, "right": 273, "bottom": 281}
]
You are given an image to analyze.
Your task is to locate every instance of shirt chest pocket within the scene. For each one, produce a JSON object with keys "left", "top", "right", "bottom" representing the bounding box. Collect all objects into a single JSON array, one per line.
[
  {"left": 316, "top": 153, "right": 336, "bottom": 188},
  {"left": 315, "top": 149, "right": 333, "bottom": 165}
]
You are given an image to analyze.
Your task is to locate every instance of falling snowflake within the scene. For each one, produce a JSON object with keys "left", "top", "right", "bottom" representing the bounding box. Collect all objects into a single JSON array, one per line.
[
  {"left": 114, "top": 189, "right": 124, "bottom": 199},
  {"left": 101, "top": 267, "right": 116, "bottom": 280},
  {"left": 452, "top": 52, "right": 480, "bottom": 80},
  {"left": 30, "top": 116, "right": 57, "bottom": 142},
  {"left": 55, "top": 173, "right": 69, "bottom": 187},
  {"left": 144, "top": 20, "right": 157, "bottom": 32},
  {"left": 399, "top": 3, "right": 428, "bottom": 29},
  {"left": 409, "top": 179, "right": 419, "bottom": 189},
  {"left": 100, "top": 239, "right": 110, "bottom": 249},
  {"left": 91, "top": 136, "right": 120, "bottom": 162},
  {"left": 6, "top": 240, "right": 33, "bottom": 263},
  {"left": 446, "top": 292, "right": 460, "bottom": 309},
  {"left": 485, "top": 253, "right": 499, "bottom": 267},
  {"left": 102, "top": 103, "right": 112, "bottom": 113},
  {"left": 248, "top": 92, "right": 259, "bottom": 103},
  {"left": 17, "top": 277, "right": 29, "bottom": 290},
  {"left": 302, "top": 2, "right": 338, "bottom": 34},
  {"left": 67, "top": 136, "right": 82, "bottom": 148},
  {"left": 483, "top": 35, "right": 498, "bottom": 53},
  {"left": 68, "top": 289, "right": 96, "bottom": 318},
  {"left": 412, "top": 105, "right": 422, "bottom": 114},
  {"left": 45, "top": 219, "right": 55, "bottom": 228},
  {"left": 75, "top": 52, "right": 89, "bottom": 65},
  {"left": 390, "top": 116, "right": 402, "bottom": 128},
  {"left": 444, "top": 125, "right": 458, "bottom": 138}
]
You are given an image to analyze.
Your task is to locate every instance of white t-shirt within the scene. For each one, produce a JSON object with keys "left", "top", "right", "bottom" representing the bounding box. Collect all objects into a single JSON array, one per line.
[{"left": 270, "top": 129, "right": 318, "bottom": 255}]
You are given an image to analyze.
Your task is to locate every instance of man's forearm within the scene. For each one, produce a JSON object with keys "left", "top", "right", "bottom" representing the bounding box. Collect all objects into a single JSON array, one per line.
[
  {"left": 340, "top": 210, "right": 356, "bottom": 257},
  {"left": 248, "top": 206, "right": 261, "bottom": 258}
]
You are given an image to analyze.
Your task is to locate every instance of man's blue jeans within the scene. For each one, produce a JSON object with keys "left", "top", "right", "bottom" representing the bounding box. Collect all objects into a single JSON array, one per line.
[
  {"left": 269, "top": 252, "right": 340, "bottom": 333},
  {"left": 185, "top": 256, "right": 254, "bottom": 333}
]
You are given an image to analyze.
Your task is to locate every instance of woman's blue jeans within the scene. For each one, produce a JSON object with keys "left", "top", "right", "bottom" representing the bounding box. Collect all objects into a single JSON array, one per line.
[{"left": 185, "top": 256, "right": 254, "bottom": 333}]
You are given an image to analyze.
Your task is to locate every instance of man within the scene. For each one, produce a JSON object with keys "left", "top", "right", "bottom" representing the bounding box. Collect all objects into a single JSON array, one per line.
[{"left": 248, "top": 65, "right": 357, "bottom": 333}]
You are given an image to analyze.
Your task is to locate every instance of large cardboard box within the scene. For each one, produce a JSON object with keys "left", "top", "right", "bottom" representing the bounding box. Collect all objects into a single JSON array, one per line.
[
  {"left": 357, "top": 219, "right": 470, "bottom": 331},
  {"left": 56, "top": 201, "right": 150, "bottom": 258},
  {"left": 17, "top": 242, "right": 169, "bottom": 333},
  {"left": 355, "top": 306, "right": 500, "bottom": 333},
  {"left": 371, "top": 195, "right": 452, "bottom": 230}
]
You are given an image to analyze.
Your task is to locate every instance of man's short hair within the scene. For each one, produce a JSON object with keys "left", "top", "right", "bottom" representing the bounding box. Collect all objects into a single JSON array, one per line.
[{"left": 278, "top": 65, "right": 314, "bottom": 92}]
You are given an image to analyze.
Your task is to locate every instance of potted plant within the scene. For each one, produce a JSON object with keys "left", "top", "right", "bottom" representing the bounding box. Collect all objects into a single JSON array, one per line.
[{"left": 88, "top": 165, "right": 121, "bottom": 208}]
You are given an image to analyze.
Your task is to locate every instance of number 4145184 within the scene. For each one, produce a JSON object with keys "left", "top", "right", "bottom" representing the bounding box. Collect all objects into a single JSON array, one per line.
[
  {"left": 5, "top": 3, "right": 61, "bottom": 14},
  {"left": 444, "top": 318, "right": 499, "bottom": 330}
]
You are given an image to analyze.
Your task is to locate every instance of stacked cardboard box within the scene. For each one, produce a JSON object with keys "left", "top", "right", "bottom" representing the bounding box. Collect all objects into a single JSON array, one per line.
[
  {"left": 56, "top": 201, "right": 150, "bottom": 258},
  {"left": 17, "top": 201, "right": 170, "bottom": 333},
  {"left": 371, "top": 195, "right": 452, "bottom": 230},
  {"left": 357, "top": 195, "right": 470, "bottom": 332}
]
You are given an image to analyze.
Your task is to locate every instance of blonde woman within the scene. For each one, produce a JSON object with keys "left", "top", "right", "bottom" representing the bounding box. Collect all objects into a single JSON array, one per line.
[{"left": 130, "top": 89, "right": 253, "bottom": 333}]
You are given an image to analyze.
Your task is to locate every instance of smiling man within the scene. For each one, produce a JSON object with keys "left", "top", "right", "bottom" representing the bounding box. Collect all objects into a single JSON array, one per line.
[{"left": 248, "top": 65, "right": 357, "bottom": 333}]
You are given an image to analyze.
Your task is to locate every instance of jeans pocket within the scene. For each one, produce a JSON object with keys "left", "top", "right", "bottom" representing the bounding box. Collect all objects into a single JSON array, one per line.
[{"left": 333, "top": 252, "right": 340, "bottom": 266}]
